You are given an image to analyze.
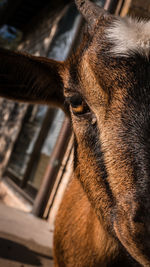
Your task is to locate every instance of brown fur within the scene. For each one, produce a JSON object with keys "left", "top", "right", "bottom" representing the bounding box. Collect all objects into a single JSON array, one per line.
[
  {"left": 0, "top": 1, "right": 150, "bottom": 266},
  {"left": 54, "top": 178, "right": 119, "bottom": 267}
]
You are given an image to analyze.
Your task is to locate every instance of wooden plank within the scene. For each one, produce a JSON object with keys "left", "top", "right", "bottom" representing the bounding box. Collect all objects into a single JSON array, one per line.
[{"left": 0, "top": 203, "right": 53, "bottom": 257}]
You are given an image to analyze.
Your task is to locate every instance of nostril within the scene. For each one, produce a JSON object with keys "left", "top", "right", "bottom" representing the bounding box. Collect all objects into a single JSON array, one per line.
[
  {"left": 132, "top": 205, "right": 150, "bottom": 224},
  {"left": 147, "top": 222, "right": 150, "bottom": 233},
  {"left": 133, "top": 213, "right": 145, "bottom": 223}
]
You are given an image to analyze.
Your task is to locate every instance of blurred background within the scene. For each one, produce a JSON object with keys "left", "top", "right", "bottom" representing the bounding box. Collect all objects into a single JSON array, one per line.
[{"left": 0, "top": 0, "right": 149, "bottom": 266}]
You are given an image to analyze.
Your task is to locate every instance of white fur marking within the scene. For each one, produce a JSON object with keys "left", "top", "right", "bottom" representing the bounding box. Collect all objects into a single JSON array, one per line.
[{"left": 106, "top": 17, "right": 150, "bottom": 58}]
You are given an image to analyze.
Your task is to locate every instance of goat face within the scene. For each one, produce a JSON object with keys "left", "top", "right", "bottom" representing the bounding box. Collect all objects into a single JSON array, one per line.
[
  {"left": 0, "top": 1, "right": 150, "bottom": 265},
  {"left": 61, "top": 11, "right": 150, "bottom": 265}
]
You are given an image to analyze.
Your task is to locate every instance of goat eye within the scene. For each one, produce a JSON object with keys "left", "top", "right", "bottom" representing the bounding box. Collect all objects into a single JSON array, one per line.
[{"left": 68, "top": 95, "right": 90, "bottom": 115}]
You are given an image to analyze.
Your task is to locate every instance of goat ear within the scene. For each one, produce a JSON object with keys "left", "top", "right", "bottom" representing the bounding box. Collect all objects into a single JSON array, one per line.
[{"left": 0, "top": 48, "right": 65, "bottom": 109}]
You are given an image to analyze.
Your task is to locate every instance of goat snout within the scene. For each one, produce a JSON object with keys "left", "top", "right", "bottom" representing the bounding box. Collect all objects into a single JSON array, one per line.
[{"left": 114, "top": 201, "right": 150, "bottom": 266}]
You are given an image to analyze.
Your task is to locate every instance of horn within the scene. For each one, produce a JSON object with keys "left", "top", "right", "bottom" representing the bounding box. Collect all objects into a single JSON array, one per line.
[{"left": 75, "top": 0, "right": 109, "bottom": 25}]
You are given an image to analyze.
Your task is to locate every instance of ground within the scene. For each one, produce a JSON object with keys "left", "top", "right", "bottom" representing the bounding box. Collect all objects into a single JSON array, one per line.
[{"left": 0, "top": 203, "right": 54, "bottom": 267}]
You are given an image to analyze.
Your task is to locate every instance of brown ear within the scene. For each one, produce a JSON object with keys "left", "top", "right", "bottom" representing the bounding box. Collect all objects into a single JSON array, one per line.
[{"left": 0, "top": 48, "right": 65, "bottom": 109}]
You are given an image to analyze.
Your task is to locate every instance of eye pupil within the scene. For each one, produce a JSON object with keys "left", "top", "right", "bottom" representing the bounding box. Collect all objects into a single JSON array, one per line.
[
  {"left": 67, "top": 95, "right": 90, "bottom": 115},
  {"left": 69, "top": 95, "right": 83, "bottom": 108}
]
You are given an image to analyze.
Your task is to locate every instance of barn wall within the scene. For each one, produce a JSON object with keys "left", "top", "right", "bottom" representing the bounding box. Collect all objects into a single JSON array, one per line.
[
  {"left": 128, "top": 0, "right": 150, "bottom": 19},
  {"left": 0, "top": 100, "right": 27, "bottom": 177},
  {"left": 0, "top": 3, "right": 68, "bottom": 179}
]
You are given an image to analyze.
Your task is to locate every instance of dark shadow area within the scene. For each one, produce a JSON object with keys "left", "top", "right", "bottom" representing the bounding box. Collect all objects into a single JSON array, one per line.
[{"left": 0, "top": 237, "right": 52, "bottom": 265}]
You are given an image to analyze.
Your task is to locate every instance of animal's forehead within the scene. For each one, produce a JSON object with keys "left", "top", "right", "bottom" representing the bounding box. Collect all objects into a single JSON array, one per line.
[
  {"left": 63, "top": 57, "right": 102, "bottom": 107},
  {"left": 63, "top": 16, "right": 150, "bottom": 99}
]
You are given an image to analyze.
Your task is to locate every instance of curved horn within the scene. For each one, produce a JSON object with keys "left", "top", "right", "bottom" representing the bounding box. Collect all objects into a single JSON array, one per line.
[{"left": 75, "top": 0, "right": 109, "bottom": 25}]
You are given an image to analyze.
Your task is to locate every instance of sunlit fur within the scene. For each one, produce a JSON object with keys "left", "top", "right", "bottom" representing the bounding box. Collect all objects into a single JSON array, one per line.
[{"left": 106, "top": 17, "right": 150, "bottom": 58}]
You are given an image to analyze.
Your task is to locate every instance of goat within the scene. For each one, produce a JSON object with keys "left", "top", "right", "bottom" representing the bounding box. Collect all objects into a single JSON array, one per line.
[{"left": 0, "top": 0, "right": 150, "bottom": 266}]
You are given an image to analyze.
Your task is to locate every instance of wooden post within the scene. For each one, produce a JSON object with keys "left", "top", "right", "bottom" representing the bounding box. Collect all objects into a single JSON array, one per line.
[{"left": 32, "top": 117, "right": 71, "bottom": 217}]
